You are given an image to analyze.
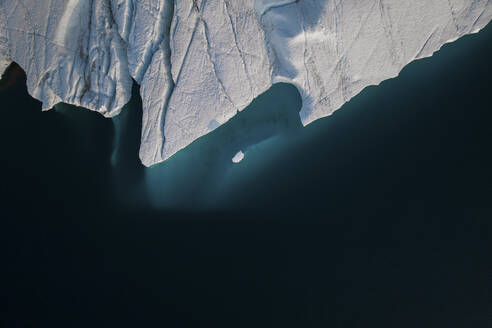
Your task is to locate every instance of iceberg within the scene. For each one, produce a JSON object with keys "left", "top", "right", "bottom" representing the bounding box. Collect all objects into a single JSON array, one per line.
[
  {"left": 232, "top": 150, "right": 245, "bottom": 163},
  {"left": 0, "top": 0, "right": 490, "bottom": 166}
]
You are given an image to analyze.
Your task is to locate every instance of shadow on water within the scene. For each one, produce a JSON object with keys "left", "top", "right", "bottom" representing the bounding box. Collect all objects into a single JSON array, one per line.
[
  {"left": 52, "top": 81, "right": 151, "bottom": 209},
  {"left": 109, "top": 82, "right": 149, "bottom": 206},
  {"left": 0, "top": 62, "right": 26, "bottom": 90},
  {"left": 0, "top": 64, "right": 114, "bottom": 213}
]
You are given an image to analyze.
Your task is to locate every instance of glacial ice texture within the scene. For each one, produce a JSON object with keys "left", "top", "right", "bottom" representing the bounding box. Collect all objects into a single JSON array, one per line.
[{"left": 0, "top": 0, "right": 491, "bottom": 166}]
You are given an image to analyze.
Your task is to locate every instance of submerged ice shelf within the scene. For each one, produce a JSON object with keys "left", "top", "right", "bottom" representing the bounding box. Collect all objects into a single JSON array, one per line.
[{"left": 0, "top": 0, "right": 491, "bottom": 166}]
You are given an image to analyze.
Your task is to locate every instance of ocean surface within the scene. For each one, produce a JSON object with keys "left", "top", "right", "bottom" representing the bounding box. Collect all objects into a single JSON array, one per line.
[{"left": 0, "top": 22, "right": 491, "bottom": 327}]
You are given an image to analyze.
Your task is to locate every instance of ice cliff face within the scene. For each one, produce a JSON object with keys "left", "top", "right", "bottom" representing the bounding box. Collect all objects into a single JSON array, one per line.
[{"left": 0, "top": 0, "right": 491, "bottom": 166}]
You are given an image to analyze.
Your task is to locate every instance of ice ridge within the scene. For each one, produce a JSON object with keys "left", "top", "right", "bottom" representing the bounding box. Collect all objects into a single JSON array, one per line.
[{"left": 0, "top": 0, "right": 491, "bottom": 166}]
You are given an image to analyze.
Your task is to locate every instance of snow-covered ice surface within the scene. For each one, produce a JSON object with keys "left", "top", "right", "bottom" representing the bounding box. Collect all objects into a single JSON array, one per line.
[{"left": 0, "top": 0, "right": 491, "bottom": 166}]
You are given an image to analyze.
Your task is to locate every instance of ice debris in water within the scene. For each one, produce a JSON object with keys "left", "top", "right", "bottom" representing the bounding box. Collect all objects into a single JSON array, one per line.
[{"left": 232, "top": 150, "right": 245, "bottom": 164}]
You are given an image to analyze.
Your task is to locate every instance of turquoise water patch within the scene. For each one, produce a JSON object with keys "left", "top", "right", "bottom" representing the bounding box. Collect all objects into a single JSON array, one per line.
[
  {"left": 42, "top": 21, "right": 492, "bottom": 212},
  {"left": 143, "top": 83, "right": 303, "bottom": 209}
]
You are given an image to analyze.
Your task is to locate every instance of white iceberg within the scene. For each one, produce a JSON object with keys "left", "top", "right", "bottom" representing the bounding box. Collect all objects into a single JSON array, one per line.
[
  {"left": 0, "top": 0, "right": 490, "bottom": 166},
  {"left": 232, "top": 150, "right": 245, "bottom": 163}
]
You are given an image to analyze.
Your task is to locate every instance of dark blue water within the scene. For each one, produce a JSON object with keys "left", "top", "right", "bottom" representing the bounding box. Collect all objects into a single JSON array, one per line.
[{"left": 0, "top": 23, "right": 491, "bottom": 328}]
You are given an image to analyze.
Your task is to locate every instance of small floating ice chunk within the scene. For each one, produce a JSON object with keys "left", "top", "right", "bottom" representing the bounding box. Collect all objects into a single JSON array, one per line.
[{"left": 232, "top": 151, "right": 245, "bottom": 163}]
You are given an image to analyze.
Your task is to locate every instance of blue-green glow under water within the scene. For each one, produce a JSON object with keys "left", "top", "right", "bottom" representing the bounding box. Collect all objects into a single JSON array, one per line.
[
  {"left": 140, "top": 83, "right": 302, "bottom": 209},
  {"left": 43, "top": 21, "right": 492, "bottom": 213}
]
